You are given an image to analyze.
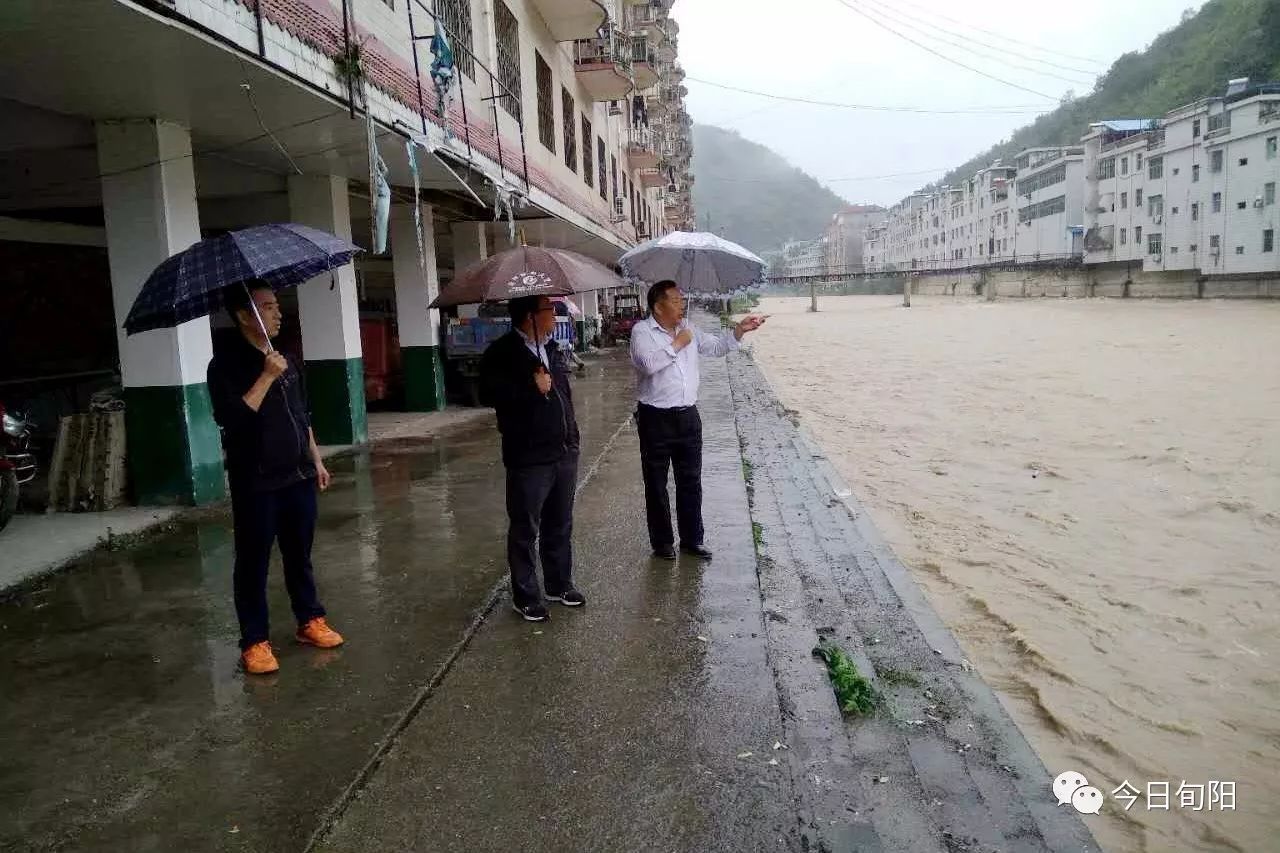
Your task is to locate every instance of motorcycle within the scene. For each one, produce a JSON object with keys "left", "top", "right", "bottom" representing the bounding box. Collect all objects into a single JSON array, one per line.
[{"left": 0, "top": 402, "right": 37, "bottom": 531}]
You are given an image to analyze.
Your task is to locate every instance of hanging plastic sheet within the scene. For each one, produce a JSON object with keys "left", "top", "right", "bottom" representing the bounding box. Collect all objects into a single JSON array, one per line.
[
  {"left": 406, "top": 139, "right": 427, "bottom": 273},
  {"left": 429, "top": 19, "right": 457, "bottom": 133},
  {"left": 372, "top": 153, "right": 390, "bottom": 254}
]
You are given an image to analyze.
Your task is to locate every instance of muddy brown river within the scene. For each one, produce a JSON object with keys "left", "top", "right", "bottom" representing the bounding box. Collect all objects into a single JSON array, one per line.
[{"left": 749, "top": 295, "right": 1280, "bottom": 853}]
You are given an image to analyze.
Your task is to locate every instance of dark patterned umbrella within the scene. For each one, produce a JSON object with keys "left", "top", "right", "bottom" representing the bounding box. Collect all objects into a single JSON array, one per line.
[
  {"left": 429, "top": 246, "right": 623, "bottom": 308},
  {"left": 123, "top": 223, "right": 361, "bottom": 335}
]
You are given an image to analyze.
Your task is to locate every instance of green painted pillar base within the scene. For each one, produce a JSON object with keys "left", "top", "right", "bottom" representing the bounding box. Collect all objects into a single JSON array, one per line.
[
  {"left": 123, "top": 384, "right": 226, "bottom": 506},
  {"left": 305, "top": 357, "right": 368, "bottom": 446},
  {"left": 401, "top": 345, "right": 447, "bottom": 412}
]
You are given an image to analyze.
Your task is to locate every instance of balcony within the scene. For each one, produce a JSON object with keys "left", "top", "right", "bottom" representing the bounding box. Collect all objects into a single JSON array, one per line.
[
  {"left": 529, "top": 0, "right": 609, "bottom": 42},
  {"left": 639, "top": 167, "right": 665, "bottom": 189},
  {"left": 573, "top": 28, "right": 633, "bottom": 102},
  {"left": 630, "top": 36, "right": 659, "bottom": 90},
  {"left": 628, "top": 128, "right": 660, "bottom": 169}
]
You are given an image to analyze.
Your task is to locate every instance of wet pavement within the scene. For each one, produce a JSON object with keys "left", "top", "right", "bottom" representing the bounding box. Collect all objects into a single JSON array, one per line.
[
  {"left": 0, "top": 353, "right": 637, "bottom": 853},
  {"left": 1, "top": 325, "right": 1096, "bottom": 853}
]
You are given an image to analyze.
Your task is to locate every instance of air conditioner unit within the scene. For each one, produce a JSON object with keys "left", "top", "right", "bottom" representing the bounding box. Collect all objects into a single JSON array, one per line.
[
  {"left": 1154, "top": 215, "right": 1163, "bottom": 224},
  {"left": 608, "top": 100, "right": 623, "bottom": 116}
]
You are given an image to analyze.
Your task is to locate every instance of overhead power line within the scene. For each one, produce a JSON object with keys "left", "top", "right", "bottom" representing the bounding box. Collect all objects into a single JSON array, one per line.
[
  {"left": 891, "top": 0, "right": 1108, "bottom": 67},
  {"left": 852, "top": 0, "right": 1098, "bottom": 84},
  {"left": 829, "top": 0, "right": 1060, "bottom": 101},
  {"left": 686, "top": 77, "right": 1055, "bottom": 115}
]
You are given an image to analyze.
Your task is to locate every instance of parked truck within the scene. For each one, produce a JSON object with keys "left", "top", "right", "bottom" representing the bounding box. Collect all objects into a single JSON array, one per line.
[{"left": 444, "top": 309, "right": 574, "bottom": 406}]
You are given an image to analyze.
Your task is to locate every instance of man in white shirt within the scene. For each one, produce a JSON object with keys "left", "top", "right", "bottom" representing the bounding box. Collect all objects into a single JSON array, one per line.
[{"left": 630, "top": 281, "right": 766, "bottom": 560}]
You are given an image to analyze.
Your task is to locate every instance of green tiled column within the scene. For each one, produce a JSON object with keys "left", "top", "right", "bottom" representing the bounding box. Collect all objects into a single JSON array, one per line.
[
  {"left": 123, "top": 384, "right": 226, "bottom": 506},
  {"left": 402, "top": 345, "right": 446, "bottom": 412},
  {"left": 305, "top": 358, "right": 368, "bottom": 445}
]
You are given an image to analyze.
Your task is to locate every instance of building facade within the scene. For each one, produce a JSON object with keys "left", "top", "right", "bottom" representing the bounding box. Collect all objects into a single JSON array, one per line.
[
  {"left": 1, "top": 0, "right": 694, "bottom": 507},
  {"left": 1083, "top": 80, "right": 1279, "bottom": 276},
  {"left": 862, "top": 79, "right": 1277, "bottom": 279},
  {"left": 823, "top": 204, "right": 886, "bottom": 273}
]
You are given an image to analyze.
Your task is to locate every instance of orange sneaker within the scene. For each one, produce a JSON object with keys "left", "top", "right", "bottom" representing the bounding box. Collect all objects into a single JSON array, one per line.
[
  {"left": 241, "top": 641, "right": 280, "bottom": 675},
  {"left": 296, "top": 617, "right": 344, "bottom": 649}
]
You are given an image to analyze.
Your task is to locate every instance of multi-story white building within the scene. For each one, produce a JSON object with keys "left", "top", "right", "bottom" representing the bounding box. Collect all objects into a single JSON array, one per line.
[
  {"left": 1083, "top": 79, "right": 1278, "bottom": 276},
  {"left": 865, "top": 78, "right": 1276, "bottom": 281},
  {"left": 779, "top": 238, "right": 826, "bottom": 277},
  {"left": 1011, "top": 147, "right": 1086, "bottom": 261},
  {"left": 823, "top": 204, "right": 886, "bottom": 273}
]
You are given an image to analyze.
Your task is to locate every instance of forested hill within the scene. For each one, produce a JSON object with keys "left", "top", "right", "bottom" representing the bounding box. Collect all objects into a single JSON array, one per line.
[{"left": 936, "top": 0, "right": 1280, "bottom": 187}]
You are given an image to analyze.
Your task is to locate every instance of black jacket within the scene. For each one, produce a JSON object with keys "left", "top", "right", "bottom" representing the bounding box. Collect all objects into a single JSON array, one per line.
[
  {"left": 479, "top": 331, "right": 580, "bottom": 468},
  {"left": 207, "top": 330, "right": 316, "bottom": 492}
]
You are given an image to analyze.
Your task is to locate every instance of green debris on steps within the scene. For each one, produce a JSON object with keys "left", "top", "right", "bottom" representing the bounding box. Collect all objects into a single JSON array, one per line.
[{"left": 813, "top": 640, "right": 880, "bottom": 716}]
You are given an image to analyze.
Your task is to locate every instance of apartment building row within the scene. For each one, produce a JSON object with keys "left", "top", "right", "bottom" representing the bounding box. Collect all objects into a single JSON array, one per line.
[
  {"left": 0, "top": 0, "right": 694, "bottom": 508},
  {"left": 864, "top": 79, "right": 1278, "bottom": 278}
]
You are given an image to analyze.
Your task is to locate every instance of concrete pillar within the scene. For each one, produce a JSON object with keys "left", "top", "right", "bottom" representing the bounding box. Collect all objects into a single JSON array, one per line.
[
  {"left": 288, "top": 174, "right": 368, "bottom": 445},
  {"left": 391, "top": 203, "right": 446, "bottom": 412},
  {"left": 96, "top": 119, "right": 224, "bottom": 506},
  {"left": 450, "top": 221, "right": 488, "bottom": 319}
]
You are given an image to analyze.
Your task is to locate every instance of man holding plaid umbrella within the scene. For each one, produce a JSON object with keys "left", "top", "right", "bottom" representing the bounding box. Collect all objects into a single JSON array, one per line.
[{"left": 208, "top": 282, "right": 344, "bottom": 675}]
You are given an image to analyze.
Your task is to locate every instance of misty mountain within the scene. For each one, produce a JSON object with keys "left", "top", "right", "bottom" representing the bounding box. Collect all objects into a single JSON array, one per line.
[
  {"left": 934, "top": 0, "right": 1280, "bottom": 188},
  {"left": 690, "top": 124, "right": 846, "bottom": 254}
]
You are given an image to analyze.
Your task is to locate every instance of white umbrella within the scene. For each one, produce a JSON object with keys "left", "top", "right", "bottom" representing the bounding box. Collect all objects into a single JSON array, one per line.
[{"left": 620, "top": 231, "right": 766, "bottom": 293}]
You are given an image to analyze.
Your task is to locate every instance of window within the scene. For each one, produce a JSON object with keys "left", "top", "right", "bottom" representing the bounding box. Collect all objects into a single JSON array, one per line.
[
  {"left": 1213, "top": 192, "right": 1222, "bottom": 212},
  {"left": 1148, "top": 233, "right": 1162, "bottom": 254},
  {"left": 1237, "top": 201, "right": 1247, "bottom": 210},
  {"left": 1136, "top": 153, "right": 1144, "bottom": 170},
  {"left": 611, "top": 155, "right": 618, "bottom": 201},
  {"left": 1017, "top": 194, "right": 1067, "bottom": 223},
  {"left": 1268, "top": 137, "right": 1278, "bottom": 160},
  {"left": 1193, "top": 119, "right": 1201, "bottom": 138},
  {"left": 437, "top": 0, "right": 475, "bottom": 78},
  {"left": 1210, "top": 235, "right": 1220, "bottom": 249},
  {"left": 1172, "top": 206, "right": 1179, "bottom": 215},
  {"left": 1015, "top": 163, "right": 1067, "bottom": 195},
  {"left": 1097, "top": 157, "right": 1116, "bottom": 180},
  {"left": 535, "top": 53, "right": 555, "bottom": 152},
  {"left": 1148, "top": 156, "right": 1163, "bottom": 179},
  {"left": 597, "top": 137, "right": 607, "bottom": 200},
  {"left": 1266, "top": 182, "right": 1276, "bottom": 205},
  {"left": 1192, "top": 202, "right": 1199, "bottom": 221},
  {"left": 561, "top": 88, "right": 577, "bottom": 172},
  {"left": 493, "top": 1, "right": 521, "bottom": 119},
  {"left": 1190, "top": 244, "right": 1198, "bottom": 252},
  {"left": 582, "top": 117, "right": 593, "bottom": 188},
  {"left": 1135, "top": 226, "right": 1142, "bottom": 244},
  {"left": 1193, "top": 164, "right": 1200, "bottom": 183},
  {"left": 1211, "top": 149, "right": 1224, "bottom": 173},
  {"left": 1121, "top": 156, "right": 1129, "bottom": 175},
  {"left": 1136, "top": 189, "right": 1143, "bottom": 206},
  {"left": 1148, "top": 194, "right": 1163, "bottom": 217},
  {"left": 1266, "top": 229, "right": 1275, "bottom": 253},
  {"left": 1239, "top": 157, "right": 1249, "bottom": 167},
  {"left": 1120, "top": 227, "right": 1127, "bottom": 245},
  {"left": 1236, "top": 246, "right": 1245, "bottom": 255},
  {"left": 1120, "top": 191, "right": 1128, "bottom": 210},
  {"left": 1170, "top": 247, "right": 1178, "bottom": 255}
]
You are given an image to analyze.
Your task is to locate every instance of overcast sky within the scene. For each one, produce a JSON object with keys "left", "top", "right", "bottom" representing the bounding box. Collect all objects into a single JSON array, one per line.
[{"left": 672, "top": 0, "right": 1198, "bottom": 207}]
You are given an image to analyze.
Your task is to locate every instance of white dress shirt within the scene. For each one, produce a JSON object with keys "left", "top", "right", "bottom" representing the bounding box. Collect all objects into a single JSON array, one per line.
[{"left": 630, "top": 316, "right": 739, "bottom": 408}]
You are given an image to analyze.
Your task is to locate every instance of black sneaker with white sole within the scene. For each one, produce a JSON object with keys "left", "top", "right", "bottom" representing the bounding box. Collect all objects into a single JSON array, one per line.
[
  {"left": 546, "top": 589, "right": 586, "bottom": 607},
  {"left": 512, "top": 602, "right": 550, "bottom": 622}
]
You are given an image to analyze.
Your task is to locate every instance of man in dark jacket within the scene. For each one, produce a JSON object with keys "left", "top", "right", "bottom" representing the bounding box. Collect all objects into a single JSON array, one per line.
[
  {"left": 207, "top": 282, "right": 343, "bottom": 675},
  {"left": 480, "top": 295, "right": 584, "bottom": 622}
]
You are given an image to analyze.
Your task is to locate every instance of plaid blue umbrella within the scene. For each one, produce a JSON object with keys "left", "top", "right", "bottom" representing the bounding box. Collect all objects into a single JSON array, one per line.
[{"left": 123, "top": 223, "right": 360, "bottom": 335}]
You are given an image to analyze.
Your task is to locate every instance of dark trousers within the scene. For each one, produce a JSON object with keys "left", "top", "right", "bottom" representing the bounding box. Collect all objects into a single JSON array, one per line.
[
  {"left": 231, "top": 477, "right": 326, "bottom": 649},
  {"left": 506, "top": 454, "right": 579, "bottom": 607},
  {"left": 636, "top": 404, "right": 704, "bottom": 549}
]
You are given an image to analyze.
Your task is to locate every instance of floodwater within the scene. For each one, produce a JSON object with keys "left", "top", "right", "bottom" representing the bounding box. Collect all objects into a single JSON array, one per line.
[{"left": 749, "top": 295, "right": 1280, "bottom": 853}]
